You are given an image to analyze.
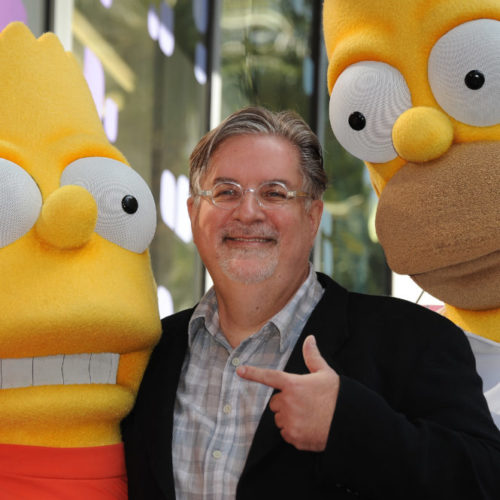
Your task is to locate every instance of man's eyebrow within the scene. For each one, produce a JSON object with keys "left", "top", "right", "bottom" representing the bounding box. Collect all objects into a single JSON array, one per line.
[
  {"left": 211, "top": 177, "right": 291, "bottom": 185},
  {"left": 212, "top": 176, "right": 238, "bottom": 184}
]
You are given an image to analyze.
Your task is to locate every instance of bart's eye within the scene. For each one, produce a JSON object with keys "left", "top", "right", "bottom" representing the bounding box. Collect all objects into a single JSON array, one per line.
[
  {"left": 428, "top": 19, "right": 500, "bottom": 127},
  {"left": 60, "top": 157, "right": 156, "bottom": 253},
  {"left": 329, "top": 61, "right": 412, "bottom": 163},
  {"left": 0, "top": 159, "right": 42, "bottom": 248}
]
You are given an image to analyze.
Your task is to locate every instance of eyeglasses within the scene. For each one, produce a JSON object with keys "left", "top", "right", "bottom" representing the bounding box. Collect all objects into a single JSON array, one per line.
[{"left": 197, "top": 181, "right": 311, "bottom": 210}]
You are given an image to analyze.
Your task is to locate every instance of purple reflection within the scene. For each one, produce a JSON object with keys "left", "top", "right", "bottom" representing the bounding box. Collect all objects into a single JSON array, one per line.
[
  {"left": 148, "top": 5, "right": 159, "bottom": 40},
  {"left": 192, "top": 0, "right": 208, "bottom": 34},
  {"left": 104, "top": 97, "right": 118, "bottom": 142},
  {"left": 100, "top": 0, "right": 113, "bottom": 8},
  {"left": 83, "top": 47, "right": 105, "bottom": 117},
  {"left": 0, "top": 0, "right": 27, "bottom": 30},
  {"left": 194, "top": 42, "right": 207, "bottom": 85},
  {"left": 159, "top": 2, "right": 174, "bottom": 57}
]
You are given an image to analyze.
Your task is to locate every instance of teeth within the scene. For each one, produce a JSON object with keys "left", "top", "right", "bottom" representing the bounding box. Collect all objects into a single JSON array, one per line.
[{"left": 0, "top": 353, "right": 119, "bottom": 389}]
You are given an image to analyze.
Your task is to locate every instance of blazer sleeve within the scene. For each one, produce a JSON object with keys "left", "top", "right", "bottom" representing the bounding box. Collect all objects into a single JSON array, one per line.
[{"left": 318, "top": 309, "right": 500, "bottom": 499}]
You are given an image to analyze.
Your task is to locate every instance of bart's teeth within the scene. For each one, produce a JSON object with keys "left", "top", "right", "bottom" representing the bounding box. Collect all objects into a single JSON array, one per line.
[{"left": 0, "top": 353, "right": 119, "bottom": 389}]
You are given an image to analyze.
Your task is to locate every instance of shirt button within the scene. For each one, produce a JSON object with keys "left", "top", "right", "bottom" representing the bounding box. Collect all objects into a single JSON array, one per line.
[
  {"left": 223, "top": 404, "right": 232, "bottom": 414},
  {"left": 231, "top": 358, "right": 240, "bottom": 367},
  {"left": 212, "top": 450, "right": 222, "bottom": 459}
]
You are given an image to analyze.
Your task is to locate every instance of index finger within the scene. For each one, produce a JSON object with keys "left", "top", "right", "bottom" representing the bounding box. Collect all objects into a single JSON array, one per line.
[{"left": 236, "top": 365, "right": 290, "bottom": 390}]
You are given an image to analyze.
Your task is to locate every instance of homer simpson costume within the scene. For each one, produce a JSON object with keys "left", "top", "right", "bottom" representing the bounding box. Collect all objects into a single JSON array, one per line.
[
  {"left": 323, "top": 0, "right": 500, "bottom": 426},
  {"left": 0, "top": 22, "right": 161, "bottom": 497}
]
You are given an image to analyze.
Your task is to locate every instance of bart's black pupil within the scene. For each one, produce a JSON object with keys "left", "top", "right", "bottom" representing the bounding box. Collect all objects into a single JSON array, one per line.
[
  {"left": 465, "top": 70, "right": 485, "bottom": 90},
  {"left": 122, "top": 195, "right": 138, "bottom": 214},
  {"left": 348, "top": 111, "right": 366, "bottom": 131}
]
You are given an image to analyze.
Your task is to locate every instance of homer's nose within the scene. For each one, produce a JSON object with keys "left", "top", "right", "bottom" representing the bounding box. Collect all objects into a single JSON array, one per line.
[
  {"left": 392, "top": 106, "right": 454, "bottom": 163},
  {"left": 35, "top": 185, "right": 98, "bottom": 249}
]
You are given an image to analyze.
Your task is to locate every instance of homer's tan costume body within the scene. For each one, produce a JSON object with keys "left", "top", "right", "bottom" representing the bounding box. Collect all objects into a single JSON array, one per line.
[
  {"left": 0, "top": 22, "right": 161, "bottom": 496},
  {"left": 323, "top": 0, "right": 499, "bottom": 424}
]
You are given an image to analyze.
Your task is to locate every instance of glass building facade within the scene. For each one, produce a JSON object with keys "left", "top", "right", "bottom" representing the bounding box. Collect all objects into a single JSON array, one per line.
[{"left": 2, "top": 0, "right": 391, "bottom": 314}]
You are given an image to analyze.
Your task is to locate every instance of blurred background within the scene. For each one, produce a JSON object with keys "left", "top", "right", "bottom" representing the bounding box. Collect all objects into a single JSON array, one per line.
[{"left": 2, "top": 0, "right": 398, "bottom": 316}]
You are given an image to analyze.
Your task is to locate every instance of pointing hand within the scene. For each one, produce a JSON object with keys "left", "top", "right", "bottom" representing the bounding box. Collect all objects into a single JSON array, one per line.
[{"left": 237, "top": 335, "right": 339, "bottom": 451}]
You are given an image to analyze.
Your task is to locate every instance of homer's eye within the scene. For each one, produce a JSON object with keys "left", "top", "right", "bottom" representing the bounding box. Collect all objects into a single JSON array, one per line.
[
  {"left": 428, "top": 19, "right": 500, "bottom": 127},
  {"left": 60, "top": 157, "right": 156, "bottom": 253},
  {"left": 0, "top": 159, "right": 42, "bottom": 248},
  {"left": 329, "top": 61, "right": 412, "bottom": 163}
]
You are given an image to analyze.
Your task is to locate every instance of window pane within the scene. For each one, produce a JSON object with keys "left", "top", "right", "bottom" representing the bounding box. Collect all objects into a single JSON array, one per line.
[
  {"left": 72, "top": 0, "right": 209, "bottom": 313},
  {"left": 219, "top": 0, "right": 315, "bottom": 120}
]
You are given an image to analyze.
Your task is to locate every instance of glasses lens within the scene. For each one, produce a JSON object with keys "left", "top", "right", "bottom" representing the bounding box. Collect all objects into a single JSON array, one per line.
[
  {"left": 258, "top": 182, "right": 288, "bottom": 206},
  {"left": 212, "top": 183, "right": 242, "bottom": 207}
]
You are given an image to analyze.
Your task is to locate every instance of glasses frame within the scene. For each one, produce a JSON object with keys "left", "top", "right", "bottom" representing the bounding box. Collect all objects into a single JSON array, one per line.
[{"left": 197, "top": 180, "right": 311, "bottom": 210}]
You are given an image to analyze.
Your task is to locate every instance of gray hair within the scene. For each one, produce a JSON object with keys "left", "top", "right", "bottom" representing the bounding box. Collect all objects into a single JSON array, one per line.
[{"left": 189, "top": 106, "right": 328, "bottom": 202}]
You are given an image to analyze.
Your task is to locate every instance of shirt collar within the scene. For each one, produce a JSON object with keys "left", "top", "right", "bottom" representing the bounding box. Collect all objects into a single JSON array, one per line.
[{"left": 188, "top": 264, "right": 323, "bottom": 352}]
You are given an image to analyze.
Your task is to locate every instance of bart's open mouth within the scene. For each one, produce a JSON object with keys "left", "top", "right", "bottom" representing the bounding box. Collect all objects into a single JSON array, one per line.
[{"left": 0, "top": 353, "right": 119, "bottom": 389}]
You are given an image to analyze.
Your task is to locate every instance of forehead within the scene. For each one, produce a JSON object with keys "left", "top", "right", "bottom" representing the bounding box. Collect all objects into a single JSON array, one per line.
[
  {"left": 205, "top": 134, "right": 302, "bottom": 185},
  {"left": 324, "top": 0, "right": 500, "bottom": 89}
]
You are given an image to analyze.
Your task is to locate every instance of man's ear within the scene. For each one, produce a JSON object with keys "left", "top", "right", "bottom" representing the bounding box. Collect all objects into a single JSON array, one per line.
[
  {"left": 187, "top": 196, "right": 195, "bottom": 218},
  {"left": 308, "top": 199, "right": 324, "bottom": 240}
]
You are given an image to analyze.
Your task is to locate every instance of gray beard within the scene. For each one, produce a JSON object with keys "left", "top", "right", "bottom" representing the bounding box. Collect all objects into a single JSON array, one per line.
[{"left": 217, "top": 246, "right": 279, "bottom": 285}]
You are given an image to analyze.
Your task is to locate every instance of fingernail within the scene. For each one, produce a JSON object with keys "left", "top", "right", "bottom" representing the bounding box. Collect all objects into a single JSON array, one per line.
[{"left": 308, "top": 335, "right": 316, "bottom": 346}]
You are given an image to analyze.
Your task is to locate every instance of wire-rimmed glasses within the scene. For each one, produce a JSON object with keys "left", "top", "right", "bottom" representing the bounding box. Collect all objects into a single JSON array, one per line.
[{"left": 197, "top": 181, "right": 311, "bottom": 210}]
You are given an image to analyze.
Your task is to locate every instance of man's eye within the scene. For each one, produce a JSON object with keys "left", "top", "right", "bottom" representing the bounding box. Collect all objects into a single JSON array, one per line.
[
  {"left": 213, "top": 185, "right": 241, "bottom": 200},
  {"left": 260, "top": 187, "right": 287, "bottom": 201}
]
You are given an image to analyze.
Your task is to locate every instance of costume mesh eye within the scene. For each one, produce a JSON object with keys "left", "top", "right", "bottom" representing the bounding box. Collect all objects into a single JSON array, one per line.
[
  {"left": 428, "top": 19, "right": 500, "bottom": 127},
  {"left": 329, "top": 61, "right": 412, "bottom": 163},
  {"left": 0, "top": 159, "right": 42, "bottom": 248},
  {"left": 60, "top": 157, "right": 156, "bottom": 253}
]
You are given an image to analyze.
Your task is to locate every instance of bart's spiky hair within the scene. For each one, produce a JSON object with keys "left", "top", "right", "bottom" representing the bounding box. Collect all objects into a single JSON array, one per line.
[{"left": 0, "top": 22, "right": 104, "bottom": 146}]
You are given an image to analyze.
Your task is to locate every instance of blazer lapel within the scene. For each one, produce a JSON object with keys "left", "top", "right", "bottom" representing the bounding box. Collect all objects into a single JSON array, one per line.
[
  {"left": 242, "top": 273, "right": 350, "bottom": 472},
  {"left": 147, "top": 310, "right": 192, "bottom": 499}
]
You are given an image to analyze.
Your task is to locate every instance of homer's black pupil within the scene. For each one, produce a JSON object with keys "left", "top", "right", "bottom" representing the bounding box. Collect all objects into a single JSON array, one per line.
[
  {"left": 122, "top": 195, "right": 138, "bottom": 214},
  {"left": 465, "top": 70, "right": 485, "bottom": 90},
  {"left": 348, "top": 111, "right": 366, "bottom": 131}
]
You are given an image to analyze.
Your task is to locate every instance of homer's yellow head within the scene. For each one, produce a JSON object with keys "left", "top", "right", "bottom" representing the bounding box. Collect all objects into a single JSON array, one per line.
[
  {"left": 0, "top": 22, "right": 161, "bottom": 446},
  {"left": 323, "top": 0, "right": 500, "bottom": 337}
]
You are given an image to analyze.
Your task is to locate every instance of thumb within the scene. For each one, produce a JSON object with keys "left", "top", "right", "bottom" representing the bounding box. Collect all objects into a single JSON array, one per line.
[{"left": 302, "top": 335, "right": 329, "bottom": 373}]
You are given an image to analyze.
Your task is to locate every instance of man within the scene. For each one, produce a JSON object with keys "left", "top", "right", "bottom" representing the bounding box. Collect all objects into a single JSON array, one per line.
[{"left": 122, "top": 107, "right": 500, "bottom": 499}]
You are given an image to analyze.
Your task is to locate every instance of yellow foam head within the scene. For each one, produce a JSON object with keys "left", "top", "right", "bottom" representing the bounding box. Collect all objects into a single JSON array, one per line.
[
  {"left": 323, "top": 0, "right": 500, "bottom": 338},
  {"left": 0, "top": 22, "right": 161, "bottom": 446}
]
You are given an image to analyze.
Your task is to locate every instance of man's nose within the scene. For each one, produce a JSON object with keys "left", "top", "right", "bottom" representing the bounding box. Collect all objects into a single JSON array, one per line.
[{"left": 232, "top": 189, "right": 266, "bottom": 221}]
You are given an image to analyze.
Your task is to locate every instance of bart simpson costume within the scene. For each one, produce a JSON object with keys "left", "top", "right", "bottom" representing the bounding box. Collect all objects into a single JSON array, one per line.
[
  {"left": 0, "top": 22, "right": 161, "bottom": 497},
  {"left": 323, "top": 0, "right": 500, "bottom": 426}
]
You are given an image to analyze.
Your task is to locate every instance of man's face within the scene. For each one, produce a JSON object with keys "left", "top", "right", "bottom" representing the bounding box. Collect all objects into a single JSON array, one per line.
[{"left": 188, "top": 134, "right": 323, "bottom": 287}]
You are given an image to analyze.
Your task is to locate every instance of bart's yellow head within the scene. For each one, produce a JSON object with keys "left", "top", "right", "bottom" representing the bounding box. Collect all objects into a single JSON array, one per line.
[
  {"left": 323, "top": 0, "right": 500, "bottom": 338},
  {"left": 0, "top": 22, "right": 161, "bottom": 446}
]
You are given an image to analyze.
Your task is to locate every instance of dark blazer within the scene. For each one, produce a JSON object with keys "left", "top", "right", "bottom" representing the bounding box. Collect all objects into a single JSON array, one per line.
[{"left": 122, "top": 273, "right": 500, "bottom": 499}]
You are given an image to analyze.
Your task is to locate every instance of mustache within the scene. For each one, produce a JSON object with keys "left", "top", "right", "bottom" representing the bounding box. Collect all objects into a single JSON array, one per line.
[{"left": 221, "top": 223, "right": 279, "bottom": 240}]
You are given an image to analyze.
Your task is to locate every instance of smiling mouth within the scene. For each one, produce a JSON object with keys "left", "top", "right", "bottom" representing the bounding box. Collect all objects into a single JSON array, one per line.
[
  {"left": 0, "top": 353, "right": 119, "bottom": 389},
  {"left": 227, "top": 237, "right": 274, "bottom": 242}
]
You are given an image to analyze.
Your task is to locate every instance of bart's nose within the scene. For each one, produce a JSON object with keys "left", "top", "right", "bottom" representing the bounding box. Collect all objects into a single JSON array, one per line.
[
  {"left": 35, "top": 185, "right": 98, "bottom": 249},
  {"left": 392, "top": 106, "right": 454, "bottom": 163}
]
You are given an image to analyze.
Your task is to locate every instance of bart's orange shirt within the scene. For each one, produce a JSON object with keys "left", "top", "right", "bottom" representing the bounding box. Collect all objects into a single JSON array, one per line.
[{"left": 0, "top": 443, "right": 127, "bottom": 499}]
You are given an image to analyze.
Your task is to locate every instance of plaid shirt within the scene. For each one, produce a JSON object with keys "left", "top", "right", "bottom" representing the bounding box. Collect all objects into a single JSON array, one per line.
[{"left": 172, "top": 266, "right": 324, "bottom": 500}]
